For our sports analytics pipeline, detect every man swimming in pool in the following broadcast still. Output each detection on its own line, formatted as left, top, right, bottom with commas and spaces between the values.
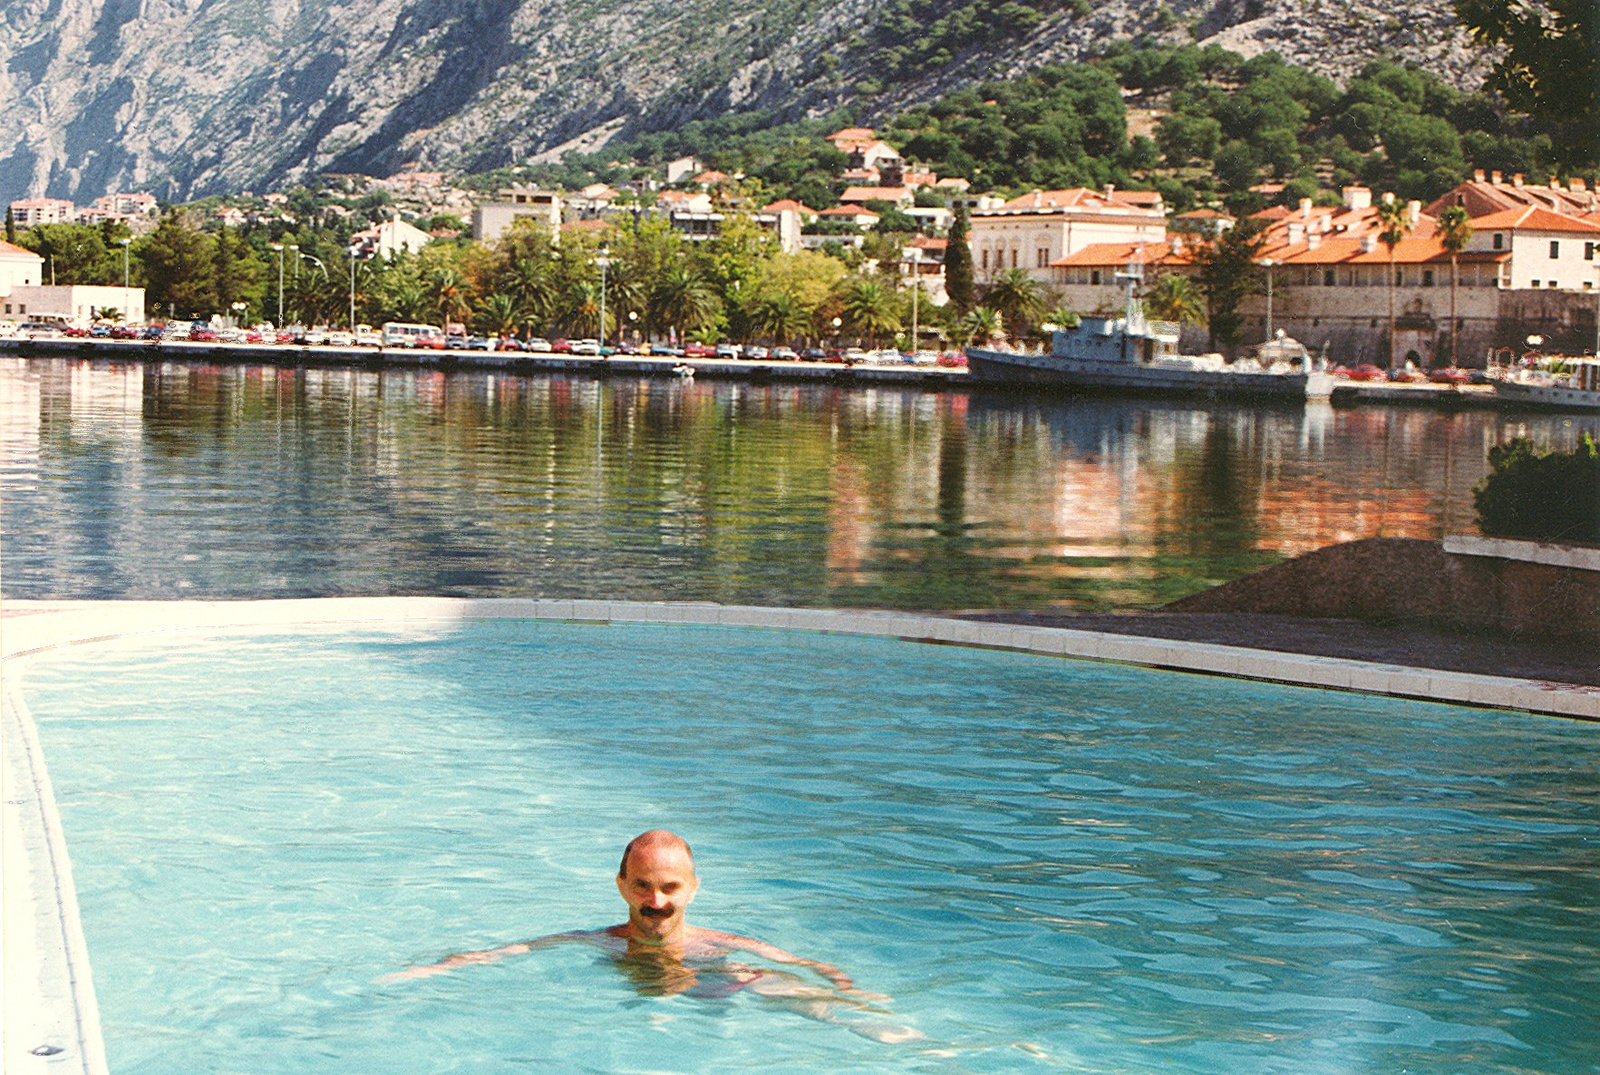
383, 830, 919, 1042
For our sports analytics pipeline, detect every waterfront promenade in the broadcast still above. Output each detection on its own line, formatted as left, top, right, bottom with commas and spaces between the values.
5, 336, 1508, 408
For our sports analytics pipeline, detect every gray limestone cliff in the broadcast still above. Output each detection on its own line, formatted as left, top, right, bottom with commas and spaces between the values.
0, 0, 1490, 204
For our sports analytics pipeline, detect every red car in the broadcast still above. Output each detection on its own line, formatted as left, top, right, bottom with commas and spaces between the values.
1427, 367, 1471, 385
682, 342, 714, 357
188, 326, 219, 342
1343, 364, 1386, 382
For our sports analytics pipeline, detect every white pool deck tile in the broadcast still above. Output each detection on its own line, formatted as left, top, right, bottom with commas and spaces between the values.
4, 598, 1598, 1075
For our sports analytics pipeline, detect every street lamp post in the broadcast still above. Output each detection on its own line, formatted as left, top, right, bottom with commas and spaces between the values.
595, 247, 611, 356
1261, 258, 1277, 345
270, 244, 285, 326
119, 237, 132, 323
908, 247, 922, 357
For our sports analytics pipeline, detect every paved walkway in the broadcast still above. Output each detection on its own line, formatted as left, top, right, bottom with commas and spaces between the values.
962, 610, 1600, 689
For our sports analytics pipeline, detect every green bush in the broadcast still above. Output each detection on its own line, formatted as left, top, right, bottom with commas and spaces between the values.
1473, 435, 1600, 543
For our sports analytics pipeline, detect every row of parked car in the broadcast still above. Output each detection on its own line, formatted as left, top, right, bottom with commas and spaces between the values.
12, 320, 970, 369
1333, 363, 1483, 385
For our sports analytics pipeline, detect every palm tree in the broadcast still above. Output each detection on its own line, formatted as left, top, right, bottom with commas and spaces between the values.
653, 266, 717, 342
1374, 196, 1411, 369
837, 277, 900, 347
475, 293, 522, 338
980, 268, 1047, 338
500, 256, 554, 336
428, 266, 473, 333
1143, 273, 1205, 326
561, 278, 610, 339
960, 307, 1003, 346
752, 293, 810, 345
1436, 206, 1474, 368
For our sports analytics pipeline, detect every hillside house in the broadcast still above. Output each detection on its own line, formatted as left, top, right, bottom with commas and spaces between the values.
840, 186, 913, 209
351, 216, 433, 258
969, 186, 1167, 283
7, 198, 75, 226
472, 189, 563, 243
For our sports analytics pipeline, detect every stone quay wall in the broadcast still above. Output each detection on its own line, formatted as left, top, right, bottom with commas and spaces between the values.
1169, 536, 1600, 648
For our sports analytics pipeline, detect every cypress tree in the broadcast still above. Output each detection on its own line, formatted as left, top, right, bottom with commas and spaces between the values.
214, 222, 236, 315
5, 207, 14, 246
945, 205, 974, 313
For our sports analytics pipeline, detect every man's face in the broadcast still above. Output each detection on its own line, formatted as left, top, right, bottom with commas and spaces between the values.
616, 843, 699, 941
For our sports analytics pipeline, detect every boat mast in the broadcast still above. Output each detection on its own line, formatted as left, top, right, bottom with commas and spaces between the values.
1114, 255, 1145, 363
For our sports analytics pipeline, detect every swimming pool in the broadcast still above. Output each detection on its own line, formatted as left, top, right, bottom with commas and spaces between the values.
17, 616, 1600, 1073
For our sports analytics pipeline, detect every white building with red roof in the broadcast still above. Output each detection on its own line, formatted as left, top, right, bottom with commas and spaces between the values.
840, 186, 912, 208
969, 185, 1167, 283
0, 239, 45, 294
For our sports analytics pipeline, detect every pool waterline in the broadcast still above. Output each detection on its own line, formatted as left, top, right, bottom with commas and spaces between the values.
4, 598, 1597, 1075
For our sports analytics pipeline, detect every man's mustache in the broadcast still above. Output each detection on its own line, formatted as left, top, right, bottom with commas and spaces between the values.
641, 906, 672, 918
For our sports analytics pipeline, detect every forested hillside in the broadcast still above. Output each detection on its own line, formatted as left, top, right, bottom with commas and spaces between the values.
2, 0, 1493, 205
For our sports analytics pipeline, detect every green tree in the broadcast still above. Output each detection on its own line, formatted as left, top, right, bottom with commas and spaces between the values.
944, 205, 975, 313
837, 276, 900, 346
1474, 435, 1600, 542
19, 223, 110, 284
980, 268, 1047, 337
1143, 273, 1205, 325
428, 265, 473, 331
474, 293, 523, 337
653, 266, 718, 342
751, 293, 811, 344
960, 306, 1002, 346
214, 223, 240, 315
1374, 196, 1412, 368
1188, 219, 1266, 350
1436, 205, 1474, 367
1454, 0, 1598, 168
141, 213, 216, 318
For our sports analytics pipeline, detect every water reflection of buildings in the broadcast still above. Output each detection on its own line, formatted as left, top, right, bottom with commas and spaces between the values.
5, 358, 1599, 608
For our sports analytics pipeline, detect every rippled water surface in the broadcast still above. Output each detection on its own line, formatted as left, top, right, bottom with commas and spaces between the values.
22, 621, 1600, 1074
4, 357, 1596, 609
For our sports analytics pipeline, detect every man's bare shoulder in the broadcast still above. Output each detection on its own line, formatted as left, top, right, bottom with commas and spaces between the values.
684, 927, 796, 960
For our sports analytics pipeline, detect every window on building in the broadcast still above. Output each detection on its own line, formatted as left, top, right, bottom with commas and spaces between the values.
1395, 268, 1404, 286
1549, 280, 1558, 288
1531, 279, 1541, 287
1324, 269, 1335, 287
1493, 233, 1504, 249
981, 249, 988, 271
1091, 270, 1101, 285
1010, 249, 1018, 268
1550, 240, 1560, 258
1585, 242, 1595, 261
1036, 248, 1048, 268
1423, 269, 1434, 286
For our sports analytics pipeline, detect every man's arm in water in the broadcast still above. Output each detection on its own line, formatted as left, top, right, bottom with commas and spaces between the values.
377, 930, 597, 982
701, 930, 866, 993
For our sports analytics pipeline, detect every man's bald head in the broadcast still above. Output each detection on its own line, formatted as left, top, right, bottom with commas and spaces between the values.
619, 830, 695, 879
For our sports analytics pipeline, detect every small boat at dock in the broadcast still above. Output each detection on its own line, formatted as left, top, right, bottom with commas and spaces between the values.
1492, 359, 1600, 411
965, 294, 1333, 402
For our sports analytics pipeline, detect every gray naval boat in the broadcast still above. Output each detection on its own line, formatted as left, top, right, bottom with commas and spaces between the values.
965, 282, 1334, 402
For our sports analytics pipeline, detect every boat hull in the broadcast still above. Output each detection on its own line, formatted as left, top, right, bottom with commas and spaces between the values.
965, 348, 1334, 401
1494, 380, 1600, 411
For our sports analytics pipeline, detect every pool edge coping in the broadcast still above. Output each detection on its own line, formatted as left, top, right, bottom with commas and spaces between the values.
4, 597, 1595, 1071
2, 678, 110, 1075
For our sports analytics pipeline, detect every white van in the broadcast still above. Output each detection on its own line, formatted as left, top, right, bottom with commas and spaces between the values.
381, 322, 445, 349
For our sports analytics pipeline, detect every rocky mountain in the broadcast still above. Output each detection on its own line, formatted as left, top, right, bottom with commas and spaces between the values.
0, 0, 1491, 205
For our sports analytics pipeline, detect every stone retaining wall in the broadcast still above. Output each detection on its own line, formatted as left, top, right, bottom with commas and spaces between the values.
1168, 537, 1600, 648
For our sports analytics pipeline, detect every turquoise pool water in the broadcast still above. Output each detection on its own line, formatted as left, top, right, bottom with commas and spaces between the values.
22, 620, 1600, 1073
